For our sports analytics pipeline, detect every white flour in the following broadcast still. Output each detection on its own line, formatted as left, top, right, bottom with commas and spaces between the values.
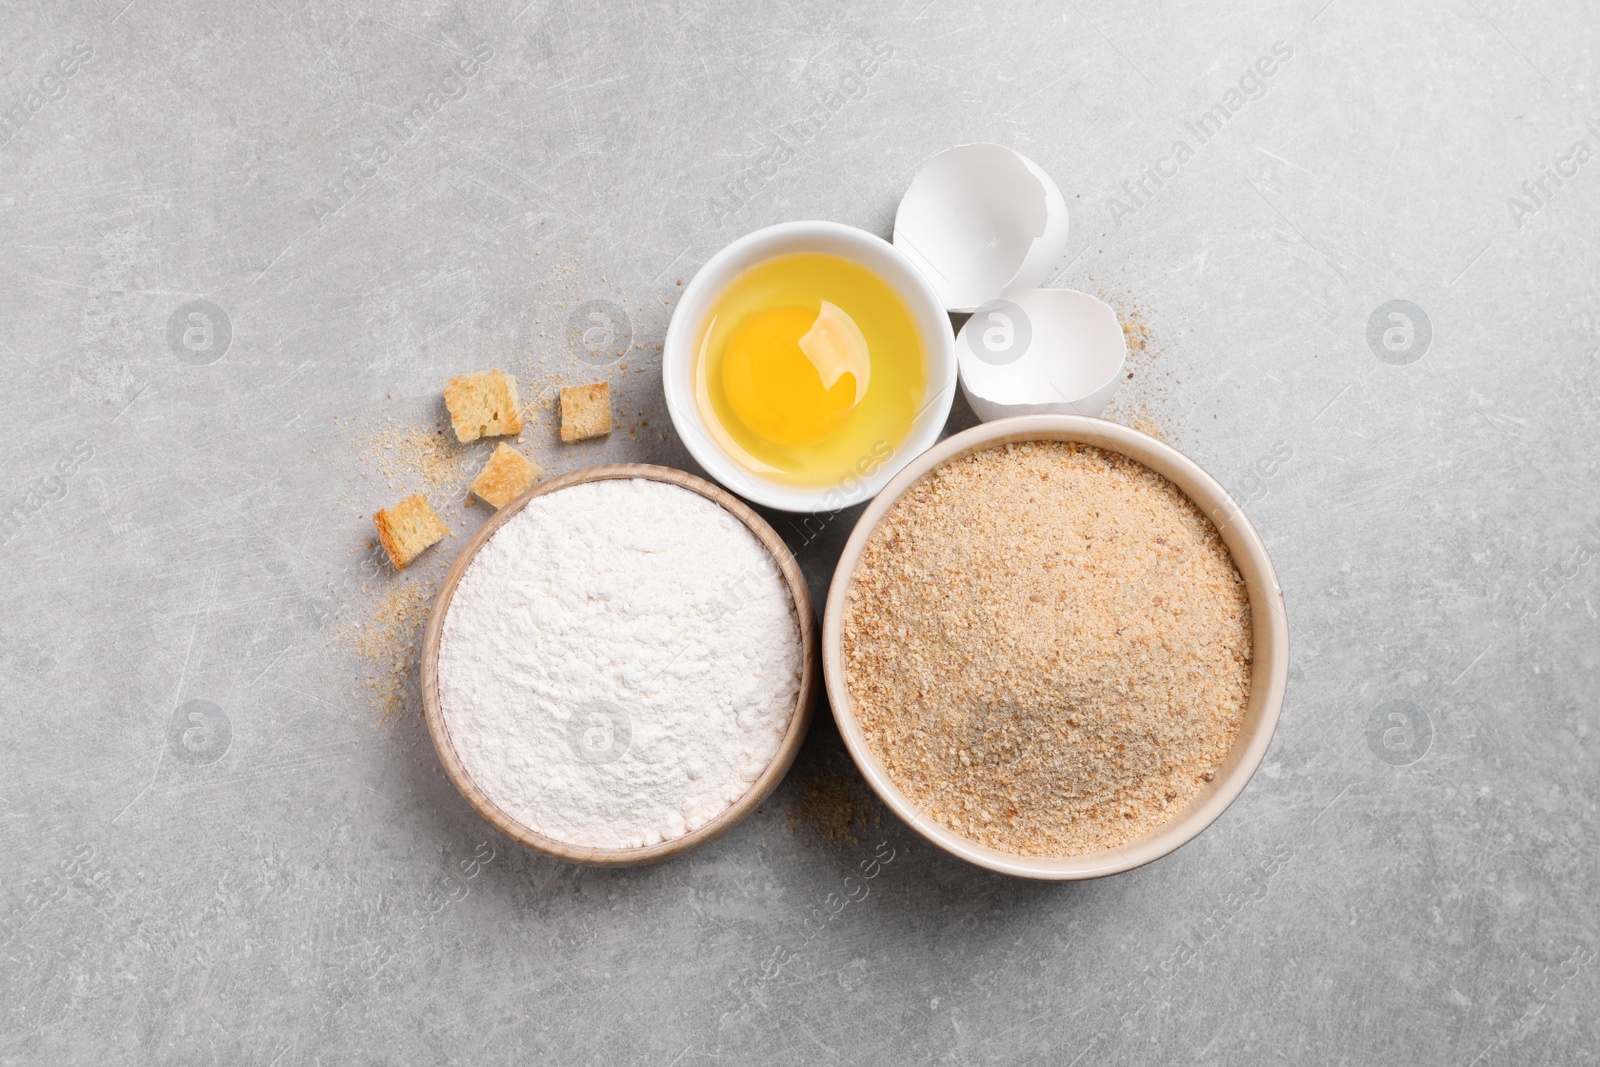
438, 478, 802, 849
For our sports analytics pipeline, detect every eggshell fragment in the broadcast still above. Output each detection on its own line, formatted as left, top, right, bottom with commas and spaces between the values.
956, 288, 1126, 422
893, 143, 1070, 313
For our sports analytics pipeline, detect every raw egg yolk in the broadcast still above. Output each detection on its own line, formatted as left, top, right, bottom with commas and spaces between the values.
721, 302, 871, 448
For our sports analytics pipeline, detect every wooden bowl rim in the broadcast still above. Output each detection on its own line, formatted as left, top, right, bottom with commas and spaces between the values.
421, 462, 817, 868
820, 416, 1290, 880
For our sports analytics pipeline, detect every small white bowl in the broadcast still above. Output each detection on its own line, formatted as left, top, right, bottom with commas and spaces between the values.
663, 221, 957, 513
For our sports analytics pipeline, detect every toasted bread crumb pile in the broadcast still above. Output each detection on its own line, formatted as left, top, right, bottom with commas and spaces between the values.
842, 442, 1252, 857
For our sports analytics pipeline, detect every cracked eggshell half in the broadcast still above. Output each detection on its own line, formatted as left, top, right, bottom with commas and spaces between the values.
956, 288, 1126, 423
893, 143, 1070, 313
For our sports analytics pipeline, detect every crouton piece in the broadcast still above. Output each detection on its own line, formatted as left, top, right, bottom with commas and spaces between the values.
373, 494, 448, 570
470, 443, 542, 508
559, 381, 611, 443
443, 370, 523, 442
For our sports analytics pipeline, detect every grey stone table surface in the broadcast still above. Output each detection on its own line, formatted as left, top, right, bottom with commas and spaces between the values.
2, 0, 1597, 1063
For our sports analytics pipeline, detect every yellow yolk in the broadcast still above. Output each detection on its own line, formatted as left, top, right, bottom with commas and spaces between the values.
693, 251, 927, 487
721, 302, 871, 448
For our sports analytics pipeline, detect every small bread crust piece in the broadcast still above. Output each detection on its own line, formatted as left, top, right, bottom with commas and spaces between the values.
374, 494, 449, 570
444, 370, 523, 442
559, 381, 611, 443
470, 443, 542, 508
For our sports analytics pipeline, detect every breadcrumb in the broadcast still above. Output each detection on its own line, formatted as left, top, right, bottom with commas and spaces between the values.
841, 442, 1252, 857
470, 443, 542, 508
373, 494, 448, 570
342, 578, 432, 721
444, 369, 523, 442
560, 382, 611, 442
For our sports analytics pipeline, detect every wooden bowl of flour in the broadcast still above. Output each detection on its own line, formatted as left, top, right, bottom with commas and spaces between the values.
421, 463, 817, 867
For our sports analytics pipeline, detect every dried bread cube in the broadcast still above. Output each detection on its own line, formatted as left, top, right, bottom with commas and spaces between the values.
443, 369, 523, 442
559, 381, 611, 443
373, 494, 448, 570
470, 443, 542, 508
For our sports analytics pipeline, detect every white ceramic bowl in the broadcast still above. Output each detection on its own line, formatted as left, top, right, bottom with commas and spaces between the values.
663, 221, 957, 513
822, 416, 1289, 879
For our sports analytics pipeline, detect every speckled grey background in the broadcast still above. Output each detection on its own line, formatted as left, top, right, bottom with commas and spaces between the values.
3, 1, 1597, 1063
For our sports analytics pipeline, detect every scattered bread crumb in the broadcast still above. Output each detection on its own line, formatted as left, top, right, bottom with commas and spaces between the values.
1129, 408, 1167, 442
374, 494, 449, 570
444, 369, 523, 442
1101, 300, 1174, 442
560, 381, 611, 442
787, 750, 883, 848
354, 421, 471, 495
470, 443, 542, 508
341, 578, 431, 721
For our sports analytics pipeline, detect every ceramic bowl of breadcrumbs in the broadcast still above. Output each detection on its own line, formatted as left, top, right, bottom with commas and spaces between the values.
822, 415, 1287, 879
